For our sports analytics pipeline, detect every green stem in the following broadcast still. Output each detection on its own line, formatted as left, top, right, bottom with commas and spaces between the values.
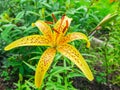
104, 35, 109, 85
64, 58, 68, 90
104, 2, 120, 85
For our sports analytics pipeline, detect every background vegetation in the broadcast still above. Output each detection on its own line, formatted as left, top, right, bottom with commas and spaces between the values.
0, 0, 120, 90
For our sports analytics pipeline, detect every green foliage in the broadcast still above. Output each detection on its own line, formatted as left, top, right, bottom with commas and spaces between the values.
1, 71, 10, 81
0, 0, 120, 89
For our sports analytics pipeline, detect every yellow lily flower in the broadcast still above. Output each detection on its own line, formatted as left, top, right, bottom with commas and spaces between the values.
4, 15, 94, 88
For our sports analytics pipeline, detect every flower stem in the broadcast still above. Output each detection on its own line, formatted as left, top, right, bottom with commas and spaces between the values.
64, 58, 68, 90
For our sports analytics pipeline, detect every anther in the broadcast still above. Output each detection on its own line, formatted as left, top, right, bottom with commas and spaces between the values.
52, 14, 57, 23
52, 28, 60, 34
58, 15, 66, 32
62, 20, 68, 33
61, 14, 65, 20
45, 21, 53, 24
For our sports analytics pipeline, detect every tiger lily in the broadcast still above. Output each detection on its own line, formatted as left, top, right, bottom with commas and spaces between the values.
4, 15, 94, 88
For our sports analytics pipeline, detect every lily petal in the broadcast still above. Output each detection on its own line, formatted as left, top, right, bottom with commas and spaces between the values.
34, 20, 53, 38
59, 32, 90, 48
35, 48, 56, 88
57, 44, 94, 81
4, 35, 51, 51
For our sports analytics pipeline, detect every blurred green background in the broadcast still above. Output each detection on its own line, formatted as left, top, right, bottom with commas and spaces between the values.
0, 0, 120, 90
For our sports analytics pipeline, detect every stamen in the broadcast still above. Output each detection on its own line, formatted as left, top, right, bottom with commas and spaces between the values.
62, 20, 68, 33
58, 15, 65, 32
61, 14, 65, 20
52, 28, 60, 34
52, 14, 57, 23
45, 21, 53, 24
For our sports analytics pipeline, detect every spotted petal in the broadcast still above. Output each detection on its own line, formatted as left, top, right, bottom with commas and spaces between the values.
34, 20, 53, 39
57, 44, 94, 81
4, 35, 51, 51
59, 32, 90, 48
35, 48, 56, 88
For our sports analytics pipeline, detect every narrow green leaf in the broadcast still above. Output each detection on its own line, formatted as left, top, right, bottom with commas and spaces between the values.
97, 13, 118, 27
1, 24, 15, 42
25, 80, 36, 88
16, 11, 25, 19
50, 66, 71, 75
23, 61, 35, 71
28, 56, 40, 61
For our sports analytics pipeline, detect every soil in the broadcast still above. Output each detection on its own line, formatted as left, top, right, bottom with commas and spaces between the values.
1, 56, 120, 90
0, 78, 5, 90
1, 76, 120, 90
0, 77, 17, 90
73, 77, 120, 90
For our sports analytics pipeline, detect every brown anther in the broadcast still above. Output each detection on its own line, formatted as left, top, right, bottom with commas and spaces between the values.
62, 20, 68, 33
45, 21, 53, 24
61, 14, 65, 20
52, 14, 57, 23
58, 14, 66, 32
52, 28, 60, 34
